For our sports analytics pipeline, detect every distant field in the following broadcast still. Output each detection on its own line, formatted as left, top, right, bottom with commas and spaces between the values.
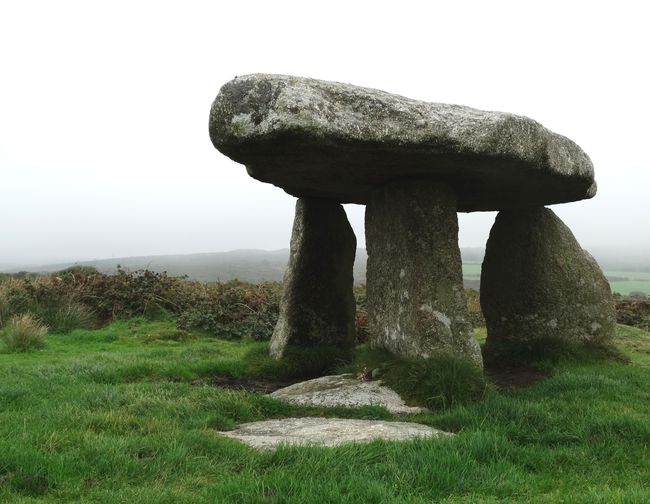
609, 281, 650, 296
606, 271, 650, 281
461, 262, 482, 278
461, 262, 650, 296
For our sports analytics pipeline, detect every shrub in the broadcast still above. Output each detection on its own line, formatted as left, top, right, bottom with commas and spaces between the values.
73, 267, 188, 322
0, 275, 99, 333
0, 270, 282, 338
177, 281, 281, 340
0, 283, 11, 327
353, 285, 369, 343
465, 288, 485, 328
355, 309, 369, 343
1, 314, 48, 352
615, 298, 650, 331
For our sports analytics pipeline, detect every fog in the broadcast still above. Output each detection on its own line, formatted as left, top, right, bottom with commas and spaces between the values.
1, 1, 648, 268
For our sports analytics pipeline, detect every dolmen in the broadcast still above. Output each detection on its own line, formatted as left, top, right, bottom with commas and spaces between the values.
209, 74, 615, 368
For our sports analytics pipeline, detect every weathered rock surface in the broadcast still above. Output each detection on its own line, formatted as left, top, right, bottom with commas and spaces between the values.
270, 374, 426, 415
366, 179, 482, 366
210, 74, 595, 211
219, 417, 451, 450
270, 198, 357, 358
481, 207, 616, 346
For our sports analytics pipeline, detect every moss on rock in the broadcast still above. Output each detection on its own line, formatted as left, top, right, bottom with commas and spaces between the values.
481, 207, 616, 354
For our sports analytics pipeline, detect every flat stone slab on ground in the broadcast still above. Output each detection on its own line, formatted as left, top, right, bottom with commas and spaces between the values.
219, 417, 452, 450
270, 374, 426, 415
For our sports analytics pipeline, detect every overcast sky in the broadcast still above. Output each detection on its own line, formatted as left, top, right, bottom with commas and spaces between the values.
1, 0, 648, 266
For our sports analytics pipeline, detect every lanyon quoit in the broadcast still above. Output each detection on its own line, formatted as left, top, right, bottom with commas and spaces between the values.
209, 74, 615, 367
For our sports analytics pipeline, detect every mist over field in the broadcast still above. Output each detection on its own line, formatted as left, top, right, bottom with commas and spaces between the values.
4, 247, 648, 296
1, 2, 649, 270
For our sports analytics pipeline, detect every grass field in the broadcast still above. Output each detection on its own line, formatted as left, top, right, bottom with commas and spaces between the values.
1, 318, 649, 503
462, 262, 650, 296
461, 262, 482, 279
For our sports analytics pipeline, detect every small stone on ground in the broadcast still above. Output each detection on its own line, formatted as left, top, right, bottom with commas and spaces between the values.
219, 417, 452, 450
270, 374, 426, 415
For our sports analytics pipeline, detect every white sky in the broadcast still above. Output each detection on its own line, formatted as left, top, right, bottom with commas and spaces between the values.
1, 0, 648, 265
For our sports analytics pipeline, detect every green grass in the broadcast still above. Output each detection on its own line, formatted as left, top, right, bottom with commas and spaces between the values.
461, 262, 482, 278
1, 319, 649, 502
610, 280, 650, 296
461, 262, 650, 296
338, 348, 490, 410
606, 271, 650, 281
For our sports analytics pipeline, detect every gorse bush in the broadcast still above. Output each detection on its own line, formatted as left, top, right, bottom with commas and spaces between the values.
465, 288, 486, 328
0, 271, 373, 342
0, 268, 283, 340
0, 271, 567, 343
615, 297, 650, 331
1, 313, 48, 352
176, 281, 281, 340
0, 274, 99, 333
353, 285, 370, 343
70, 267, 192, 322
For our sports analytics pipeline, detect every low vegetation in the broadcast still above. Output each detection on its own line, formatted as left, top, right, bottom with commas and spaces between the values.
0, 318, 648, 502
339, 348, 491, 410
0, 268, 495, 348
0, 313, 48, 352
614, 294, 650, 331
0, 268, 282, 340
1, 269, 649, 501
2, 268, 648, 343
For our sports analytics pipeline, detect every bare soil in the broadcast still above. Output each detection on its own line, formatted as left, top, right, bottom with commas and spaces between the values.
485, 366, 552, 389
194, 376, 298, 393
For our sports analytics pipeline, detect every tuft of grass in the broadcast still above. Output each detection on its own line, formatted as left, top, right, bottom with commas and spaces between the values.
339, 347, 491, 410
1, 314, 48, 352
45, 301, 99, 333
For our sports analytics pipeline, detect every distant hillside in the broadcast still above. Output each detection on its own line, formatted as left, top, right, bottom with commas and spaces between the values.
4, 249, 479, 284
4, 247, 648, 287
8, 250, 291, 283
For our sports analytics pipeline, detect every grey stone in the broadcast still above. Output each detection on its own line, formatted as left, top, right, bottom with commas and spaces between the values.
270, 198, 357, 358
365, 179, 482, 366
219, 417, 452, 450
210, 73, 595, 211
270, 374, 426, 415
481, 207, 616, 347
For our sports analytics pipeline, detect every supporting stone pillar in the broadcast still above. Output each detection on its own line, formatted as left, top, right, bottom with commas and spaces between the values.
270, 198, 357, 358
480, 207, 616, 349
365, 179, 482, 366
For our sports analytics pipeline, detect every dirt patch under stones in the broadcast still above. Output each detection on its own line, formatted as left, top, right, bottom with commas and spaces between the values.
198, 365, 551, 396
485, 366, 552, 389
195, 376, 299, 394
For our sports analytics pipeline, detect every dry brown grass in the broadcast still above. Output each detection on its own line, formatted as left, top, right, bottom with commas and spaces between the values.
1, 313, 48, 352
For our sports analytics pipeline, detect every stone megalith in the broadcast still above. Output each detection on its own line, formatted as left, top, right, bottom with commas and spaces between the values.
269, 198, 357, 358
210, 74, 595, 210
209, 74, 597, 364
480, 207, 616, 348
366, 179, 481, 365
